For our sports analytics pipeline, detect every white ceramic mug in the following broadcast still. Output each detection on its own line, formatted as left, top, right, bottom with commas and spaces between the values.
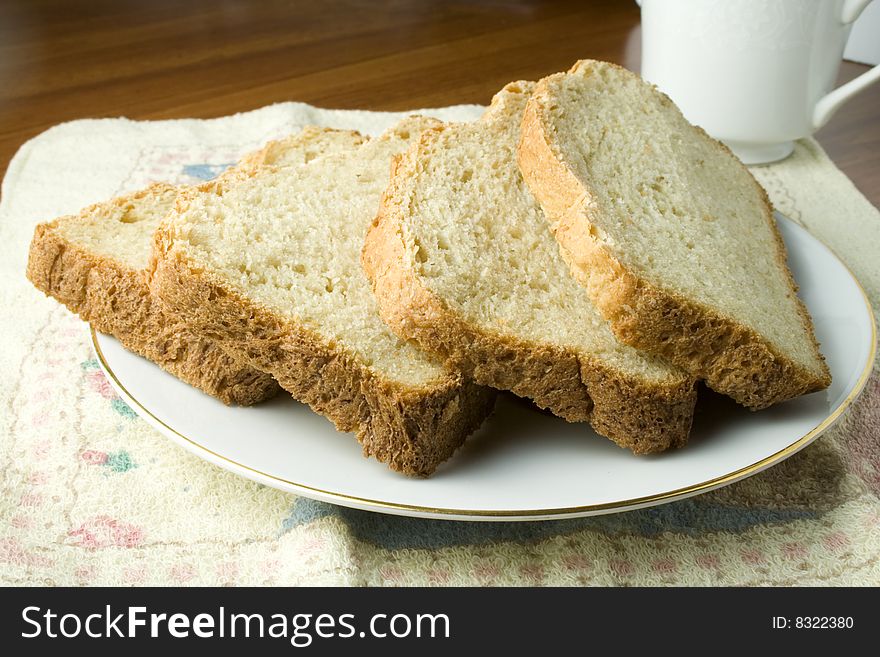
640, 0, 880, 164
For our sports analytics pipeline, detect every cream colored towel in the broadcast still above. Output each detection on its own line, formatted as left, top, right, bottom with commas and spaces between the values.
1, 103, 877, 585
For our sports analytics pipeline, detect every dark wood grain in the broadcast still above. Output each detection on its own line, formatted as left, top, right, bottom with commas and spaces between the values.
0, 0, 876, 205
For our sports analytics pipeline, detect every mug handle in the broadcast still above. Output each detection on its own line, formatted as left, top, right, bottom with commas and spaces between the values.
813, 0, 880, 129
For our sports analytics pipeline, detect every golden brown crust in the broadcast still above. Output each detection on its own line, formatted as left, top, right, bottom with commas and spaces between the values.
362, 135, 696, 455
25, 187, 279, 406
227, 127, 367, 181
150, 184, 495, 477
518, 63, 831, 410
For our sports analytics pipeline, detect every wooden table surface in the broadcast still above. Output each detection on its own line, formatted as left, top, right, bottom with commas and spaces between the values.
1, 0, 877, 205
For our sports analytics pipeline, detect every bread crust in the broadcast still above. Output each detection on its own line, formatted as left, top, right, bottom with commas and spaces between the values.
362, 133, 696, 455
26, 185, 279, 406
229, 127, 367, 180
151, 182, 495, 477
518, 61, 831, 410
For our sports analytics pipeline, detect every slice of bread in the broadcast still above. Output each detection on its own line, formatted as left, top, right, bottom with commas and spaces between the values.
362, 83, 696, 454
151, 118, 496, 476
519, 60, 831, 409
26, 183, 279, 405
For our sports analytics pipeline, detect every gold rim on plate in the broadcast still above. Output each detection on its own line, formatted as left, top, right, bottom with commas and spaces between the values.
90, 222, 877, 520
92, 327, 875, 519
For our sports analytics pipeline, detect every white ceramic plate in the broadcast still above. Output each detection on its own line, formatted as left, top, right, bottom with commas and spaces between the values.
94, 214, 875, 521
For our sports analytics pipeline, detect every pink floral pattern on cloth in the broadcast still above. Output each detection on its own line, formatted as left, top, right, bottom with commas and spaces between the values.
0, 106, 878, 586
68, 516, 145, 549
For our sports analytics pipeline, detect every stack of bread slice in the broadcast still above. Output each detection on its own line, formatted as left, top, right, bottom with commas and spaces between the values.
26, 59, 829, 477
362, 82, 696, 454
